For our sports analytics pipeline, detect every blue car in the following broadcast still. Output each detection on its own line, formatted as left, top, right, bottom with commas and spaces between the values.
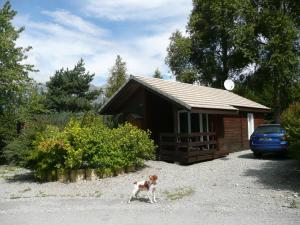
250, 124, 288, 157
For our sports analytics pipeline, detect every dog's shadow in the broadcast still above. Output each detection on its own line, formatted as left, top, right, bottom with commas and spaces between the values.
130, 197, 151, 203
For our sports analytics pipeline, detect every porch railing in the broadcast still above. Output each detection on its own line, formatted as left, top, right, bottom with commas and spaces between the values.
159, 132, 217, 163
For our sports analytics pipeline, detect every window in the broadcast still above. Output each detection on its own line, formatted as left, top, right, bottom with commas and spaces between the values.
178, 111, 189, 133
191, 113, 200, 133
178, 111, 209, 134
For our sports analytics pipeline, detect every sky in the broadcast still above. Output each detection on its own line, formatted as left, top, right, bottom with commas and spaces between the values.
8, 0, 193, 86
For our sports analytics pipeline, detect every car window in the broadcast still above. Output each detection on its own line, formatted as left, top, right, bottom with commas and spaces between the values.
254, 126, 283, 134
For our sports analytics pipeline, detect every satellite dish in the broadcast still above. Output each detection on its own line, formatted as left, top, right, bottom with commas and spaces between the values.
224, 79, 235, 91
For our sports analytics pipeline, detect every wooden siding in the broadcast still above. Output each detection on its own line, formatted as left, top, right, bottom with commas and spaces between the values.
216, 112, 265, 153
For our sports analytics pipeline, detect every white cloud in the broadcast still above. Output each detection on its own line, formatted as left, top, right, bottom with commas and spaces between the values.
42, 10, 108, 36
14, 1, 192, 85
84, 0, 192, 21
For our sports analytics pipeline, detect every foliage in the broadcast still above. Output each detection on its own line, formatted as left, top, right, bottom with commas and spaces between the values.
105, 55, 128, 98
0, 1, 35, 159
3, 121, 41, 167
28, 125, 69, 179
166, 1, 249, 87
113, 123, 155, 167
28, 114, 156, 179
281, 102, 300, 161
237, 0, 300, 122
45, 58, 101, 112
188, 0, 250, 88
3, 112, 79, 166
166, 0, 300, 122
165, 31, 197, 83
153, 68, 163, 79
18, 81, 49, 122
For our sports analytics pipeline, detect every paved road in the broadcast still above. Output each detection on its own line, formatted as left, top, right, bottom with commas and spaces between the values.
1, 150, 300, 225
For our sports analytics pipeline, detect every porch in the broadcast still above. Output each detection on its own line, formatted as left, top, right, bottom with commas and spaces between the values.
159, 132, 218, 164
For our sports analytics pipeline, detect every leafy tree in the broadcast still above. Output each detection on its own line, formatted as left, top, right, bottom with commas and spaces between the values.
153, 68, 163, 79
0, 1, 35, 158
166, 0, 300, 122
45, 59, 101, 112
166, 1, 249, 87
105, 55, 128, 98
165, 31, 197, 83
236, 0, 300, 122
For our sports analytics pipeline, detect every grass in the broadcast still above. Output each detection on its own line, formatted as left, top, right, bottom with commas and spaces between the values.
289, 199, 298, 209
163, 186, 195, 201
60, 191, 101, 198
19, 187, 31, 193
10, 194, 22, 199
93, 190, 102, 198
0, 166, 21, 173
36, 191, 56, 198
0, 166, 24, 180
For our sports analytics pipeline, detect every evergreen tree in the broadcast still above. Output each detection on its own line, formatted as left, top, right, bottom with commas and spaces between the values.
153, 68, 163, 79
0, 1, 35, 156
105, 55, 128, 98
45, 59, 100, 112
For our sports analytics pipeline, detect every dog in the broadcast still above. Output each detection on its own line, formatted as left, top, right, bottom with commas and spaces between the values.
128, 175, 158, 204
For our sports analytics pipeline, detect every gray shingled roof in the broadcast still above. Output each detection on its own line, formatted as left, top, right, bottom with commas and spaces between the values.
100, 75, 270, 113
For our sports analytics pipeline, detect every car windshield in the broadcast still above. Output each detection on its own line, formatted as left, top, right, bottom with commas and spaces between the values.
254, 125, 283, 134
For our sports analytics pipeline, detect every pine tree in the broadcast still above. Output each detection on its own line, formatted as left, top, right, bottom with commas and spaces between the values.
153, 68, 163, 79
45, 59, 101, 112
105, 55, 128, 98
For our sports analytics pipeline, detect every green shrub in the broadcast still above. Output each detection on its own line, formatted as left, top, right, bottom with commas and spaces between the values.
0, 113, 18, 163
113, 123, 155, 167
28, 125, 69, 179
3, 119, 45, 166
27, 114, 156, 180
281, 102, 300, 160
2, 112, 79, 166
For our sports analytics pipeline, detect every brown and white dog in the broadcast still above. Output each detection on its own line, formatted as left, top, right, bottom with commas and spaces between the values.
128, 175, 158, 204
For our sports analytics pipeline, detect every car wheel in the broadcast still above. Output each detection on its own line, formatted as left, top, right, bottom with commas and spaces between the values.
253, 152, 262, 158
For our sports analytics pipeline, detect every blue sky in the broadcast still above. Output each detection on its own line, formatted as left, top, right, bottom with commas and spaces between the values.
8, 0, 193, 85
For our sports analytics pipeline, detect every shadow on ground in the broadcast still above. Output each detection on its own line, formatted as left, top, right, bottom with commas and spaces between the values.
238, 152, 290, 160
129, 197, 152, 204
240, 152, 300, 193
4, 171, 36, 183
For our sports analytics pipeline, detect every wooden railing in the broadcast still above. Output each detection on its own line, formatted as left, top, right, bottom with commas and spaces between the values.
159, 132, 217, 163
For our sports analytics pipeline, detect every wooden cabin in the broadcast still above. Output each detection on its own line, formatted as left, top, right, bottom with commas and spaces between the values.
100, 76, 270, 164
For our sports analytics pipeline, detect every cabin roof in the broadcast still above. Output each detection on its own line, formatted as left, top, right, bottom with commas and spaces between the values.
100, 75, 270, 114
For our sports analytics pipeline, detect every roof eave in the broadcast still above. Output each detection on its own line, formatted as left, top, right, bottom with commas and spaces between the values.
233, 106, 271, 113
132, 76, 191, 111
99, 76, 191, 114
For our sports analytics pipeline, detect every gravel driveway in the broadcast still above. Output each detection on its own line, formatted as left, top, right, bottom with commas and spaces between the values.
1, 150, 300, 225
